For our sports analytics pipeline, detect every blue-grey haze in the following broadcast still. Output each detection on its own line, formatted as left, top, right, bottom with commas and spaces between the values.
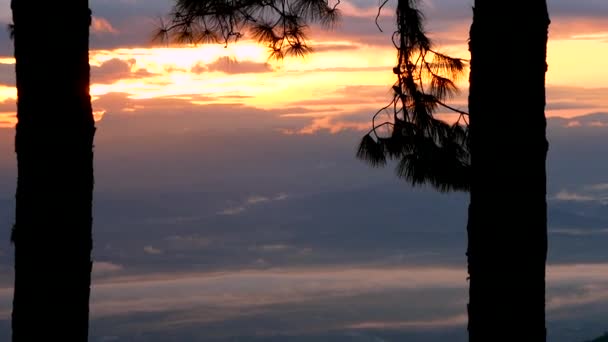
0, 105, 607, 341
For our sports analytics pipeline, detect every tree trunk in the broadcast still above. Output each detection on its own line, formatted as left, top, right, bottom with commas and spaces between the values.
467, 1, 550, 341
11, 1, 95, 341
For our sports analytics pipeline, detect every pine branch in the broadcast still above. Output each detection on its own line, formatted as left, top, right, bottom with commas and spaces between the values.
358, 0, 470, 193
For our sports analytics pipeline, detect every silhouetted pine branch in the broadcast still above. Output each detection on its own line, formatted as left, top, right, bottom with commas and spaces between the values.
157, 0, 340, 59
357, 0, 470, 193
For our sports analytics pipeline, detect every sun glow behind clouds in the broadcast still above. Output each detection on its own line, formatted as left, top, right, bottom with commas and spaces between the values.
88, 42, 396, 112
90, 44, 269, 71
0, 86, 16, 101
0, 41, 396, 128
0, 31, 607, 130
82, 35, 608, 123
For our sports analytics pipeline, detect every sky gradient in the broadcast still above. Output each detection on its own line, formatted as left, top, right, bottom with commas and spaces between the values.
0, 0, 608, 341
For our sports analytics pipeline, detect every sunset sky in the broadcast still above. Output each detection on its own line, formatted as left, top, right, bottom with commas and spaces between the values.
0, 0, 608, 341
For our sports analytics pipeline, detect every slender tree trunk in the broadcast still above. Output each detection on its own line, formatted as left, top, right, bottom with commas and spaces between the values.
11, 1, 95, 341
467, 2, 550, 341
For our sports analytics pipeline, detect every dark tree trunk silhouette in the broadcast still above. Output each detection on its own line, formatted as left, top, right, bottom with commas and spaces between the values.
467, 1, 550, 341
11, 1, 95, 341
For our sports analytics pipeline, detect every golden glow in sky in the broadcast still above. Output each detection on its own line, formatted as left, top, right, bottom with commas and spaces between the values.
0, 22, 607, 129
547, 39, 608, 87
87, 41, 396, 109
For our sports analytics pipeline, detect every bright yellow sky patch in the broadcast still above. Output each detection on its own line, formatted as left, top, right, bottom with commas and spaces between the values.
0, 86, 16, 100
547, 39, 608, 88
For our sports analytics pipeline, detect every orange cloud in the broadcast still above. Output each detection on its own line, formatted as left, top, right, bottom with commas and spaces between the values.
91, 58, 155, 84
283, 115, 369, 135
346, 314, 468, 330
91, 16, 118, 34
0, 112, 15, 129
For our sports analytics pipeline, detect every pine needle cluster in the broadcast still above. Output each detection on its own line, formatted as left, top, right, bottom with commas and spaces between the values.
356, 0, 470, 192
155, 0, 340, 59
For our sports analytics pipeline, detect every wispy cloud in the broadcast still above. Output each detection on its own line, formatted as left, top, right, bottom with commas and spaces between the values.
274, 193, 289, 201
91, 17, 118, 35
346, 314, 468, 330
246, 196, 269, 204
256, 244, 290, 252
2, 263, 608, 334
91, 58, 155, 85
249, 244, 312, 256
84, 265, 467, 319
208, 57, 274, 74
217, 192, 290, 216
282, 116, 369, 135
586, 183, 608, 192
143, 246, 163, 255
93, 261, 124, 276
550, 228, 608, 236
566, 120, 582, 127
218, 206, 246, 216
553, 190, 595, 202
551, 184, 608, 204
590, 121, 607, 127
